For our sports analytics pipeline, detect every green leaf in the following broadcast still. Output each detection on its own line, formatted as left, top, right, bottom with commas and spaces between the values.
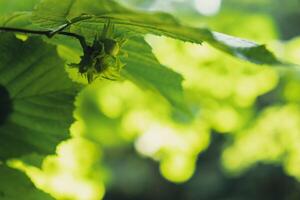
43, 33, 190, 115
31, 0, 282, 65
0, 0, 40, 15
0, 12, 32, 27
122, 37, 188, 112
31, 0, 131, 29
0, 33, 78, 161
0, 164, 54, 200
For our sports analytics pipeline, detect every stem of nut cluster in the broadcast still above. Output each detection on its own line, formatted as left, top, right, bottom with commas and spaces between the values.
0, 27, 88, 50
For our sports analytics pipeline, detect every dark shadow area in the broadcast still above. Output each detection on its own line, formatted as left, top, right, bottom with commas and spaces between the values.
0, 85, 12, 125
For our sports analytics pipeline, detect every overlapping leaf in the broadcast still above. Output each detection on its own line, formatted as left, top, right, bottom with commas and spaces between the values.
0, 2, 188, 112
31, 0, 281, 65
0, 0, 40, 15
0, 0, 284, 117
0, 164, 54, 200
44, 32, 189, 114
0, 33, 78, 161
121, 37, 188, 112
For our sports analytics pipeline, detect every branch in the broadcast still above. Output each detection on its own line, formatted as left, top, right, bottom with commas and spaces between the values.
0, 27, 88, 50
